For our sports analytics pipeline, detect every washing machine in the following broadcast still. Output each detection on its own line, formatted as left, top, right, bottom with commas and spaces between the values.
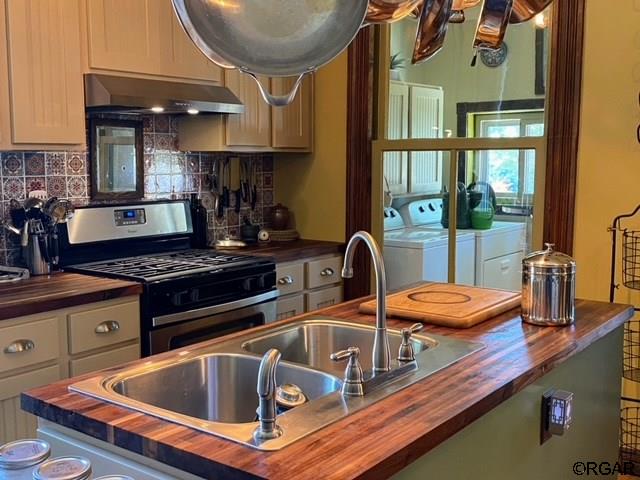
399, 199, 527, 291
383, 207, 476, 291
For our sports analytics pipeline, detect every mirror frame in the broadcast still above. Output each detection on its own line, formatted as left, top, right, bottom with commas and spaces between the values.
89, 117, 144, 202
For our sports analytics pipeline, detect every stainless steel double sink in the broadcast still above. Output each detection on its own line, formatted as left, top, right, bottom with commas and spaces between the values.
70, 318, 483, 450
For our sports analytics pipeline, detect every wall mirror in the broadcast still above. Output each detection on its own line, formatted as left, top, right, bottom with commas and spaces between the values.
89, 118, 143, 201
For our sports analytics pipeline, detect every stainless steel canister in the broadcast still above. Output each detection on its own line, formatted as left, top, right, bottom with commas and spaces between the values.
521, 243, 576, 326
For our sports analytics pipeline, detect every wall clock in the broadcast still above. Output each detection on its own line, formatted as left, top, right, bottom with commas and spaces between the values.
480, 43, 508, 68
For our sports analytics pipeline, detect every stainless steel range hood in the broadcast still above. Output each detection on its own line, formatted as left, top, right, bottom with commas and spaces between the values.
85, 74, 244, 115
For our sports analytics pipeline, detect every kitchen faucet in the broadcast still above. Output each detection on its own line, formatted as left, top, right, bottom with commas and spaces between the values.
254, 348, 283, 441
342, 231, 391, 373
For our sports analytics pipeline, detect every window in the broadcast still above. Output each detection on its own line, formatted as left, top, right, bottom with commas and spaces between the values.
473, 111, 544, 201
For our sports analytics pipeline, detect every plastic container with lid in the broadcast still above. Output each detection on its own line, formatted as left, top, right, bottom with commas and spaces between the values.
32, 456, 92, 480
0, 439, 51, 480
521, 243, 576, 326
94, 476, 135, 480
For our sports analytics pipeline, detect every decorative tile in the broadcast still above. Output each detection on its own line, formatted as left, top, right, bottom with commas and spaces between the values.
186, 154, 199, 174
154, 115, 170, 134
171, 174, 185, 193
145, 176, 157, 194
143, 134, 154, 154
45, 152, 66, 176
0, 250, 6, 266
200, 191, 215, 210
171, 154, 185, 174
200, 173, 211, 192
185, 175, 199, 193
70, 198, 89, 208
250, 208, 264, 227
26, 177, 47, 194
2, 152, 24, 176
262, 155, 274, 173
67, 176, 87, 198
46, 176, 67, 198
66, 153, 86, 175
227, 209, 239, 227
143, 116, 154, 133
6, 248, 24, 268
263, 189, 274, 206
154, 134, 175, 152
170, 116, 180, 134
155, 175, 171, 194
154, 154, 172, 174
24, 152, 45, 176
215, 228, 228, 242
144, 154, 156, 175
3, 177, 25, 200
263, 172, 273, 188
228, 226, 240, 239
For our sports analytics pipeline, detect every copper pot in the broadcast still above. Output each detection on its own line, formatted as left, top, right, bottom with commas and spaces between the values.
366, 0, 425, 24
412, 0, 453, 64
473, 0, 514, 51
510, 0, 552, 23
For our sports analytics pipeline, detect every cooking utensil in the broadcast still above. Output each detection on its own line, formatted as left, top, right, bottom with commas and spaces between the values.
450, 0, 481, 22
412, 0, 454, 64
20, 221, 29, 247
510, 0, 552, 23
24, 196, 45, 219
473, 0, 514, 52
2, 222, 20, 236
521, 244, 576, 327
171, 0, 369, 106
366, 0, 425, 24
359, 283, 521, 328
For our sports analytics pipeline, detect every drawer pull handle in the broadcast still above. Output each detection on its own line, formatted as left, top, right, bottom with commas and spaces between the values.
278, 275, 294, 285
320, 268, 335, 277
4, 339, 35, 354
95, 320, 120, 334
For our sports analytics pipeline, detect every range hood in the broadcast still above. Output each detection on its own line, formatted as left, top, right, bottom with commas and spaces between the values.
85, 74, 244, 115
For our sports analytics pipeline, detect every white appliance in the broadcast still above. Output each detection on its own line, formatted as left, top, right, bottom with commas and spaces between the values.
400, 199, 526, 292
383, 207, 476, 291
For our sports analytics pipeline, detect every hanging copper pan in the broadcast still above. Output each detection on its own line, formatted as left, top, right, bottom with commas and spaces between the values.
450, 0, 481, 23
473, 0, 514, 51
509, 0, 552, 23
366, 0, 425, 24
412, 0, 454, 64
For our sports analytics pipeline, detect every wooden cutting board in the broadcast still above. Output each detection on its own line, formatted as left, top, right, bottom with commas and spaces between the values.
359, 283, 521, 328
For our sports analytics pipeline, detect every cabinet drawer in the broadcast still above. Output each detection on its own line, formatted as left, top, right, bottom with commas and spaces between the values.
306, 286, 343, 313
476, 225, 525, 261
276, 263, 304, 296
481, 251, 524, 292
0, 318, 60, 374
276, 294, 305, 321
70, 344, 140, 377
306, 256, 342, 289
68, 301, 140, 355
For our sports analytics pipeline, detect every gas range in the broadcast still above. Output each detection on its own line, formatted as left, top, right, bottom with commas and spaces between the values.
59, 201, 277, 356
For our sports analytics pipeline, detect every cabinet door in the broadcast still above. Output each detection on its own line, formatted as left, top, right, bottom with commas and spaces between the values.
385, 82, 409, 194
0, 0, 11, 148
86, 0, 162, 75
409, 85, 444, 193
481, 251, 524, 292
0, 365, 60, 444
5, 0, 85, 144
225, 70, 271, 147
158, 0, 222, 83
271, 76, 313, 149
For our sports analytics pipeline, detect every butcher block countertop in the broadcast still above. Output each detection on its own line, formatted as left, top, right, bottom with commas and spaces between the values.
22, 295, 632, 480
217, 239, 344, 263
0, 272, 142, 321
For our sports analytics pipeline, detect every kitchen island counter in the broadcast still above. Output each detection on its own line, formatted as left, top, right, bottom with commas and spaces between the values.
0, 272, 142, 322
216, 238, 344, 263
22, 296, 632, 479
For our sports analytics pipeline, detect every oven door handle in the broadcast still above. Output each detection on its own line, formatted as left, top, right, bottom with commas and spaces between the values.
152, 290, 279, 327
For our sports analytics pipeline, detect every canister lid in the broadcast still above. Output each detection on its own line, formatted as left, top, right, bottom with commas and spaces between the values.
523, 243, 576, 269
0, 439, 50, 470
33, 456, 92, 480
94, 476, 135, 480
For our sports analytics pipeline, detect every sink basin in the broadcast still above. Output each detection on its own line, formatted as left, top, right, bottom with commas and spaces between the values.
242, 320, 436, 375
111, 353, 341, 424
70, 317, 484, 451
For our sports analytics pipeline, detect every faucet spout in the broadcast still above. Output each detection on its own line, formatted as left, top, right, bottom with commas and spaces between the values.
254, 348, 283, 441
342, 231, 390, 373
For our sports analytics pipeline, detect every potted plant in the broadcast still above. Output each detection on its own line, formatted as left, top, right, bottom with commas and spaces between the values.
390, 53, 406, 81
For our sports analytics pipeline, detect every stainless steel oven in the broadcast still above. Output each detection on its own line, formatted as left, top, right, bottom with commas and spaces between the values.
148, 290, 278, 354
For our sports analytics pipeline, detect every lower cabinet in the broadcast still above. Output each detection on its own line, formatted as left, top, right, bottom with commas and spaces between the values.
276, 254, 344, 320
0, 296, 141, 444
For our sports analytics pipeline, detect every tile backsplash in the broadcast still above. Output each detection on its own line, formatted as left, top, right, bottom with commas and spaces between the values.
0, 115, 274, 267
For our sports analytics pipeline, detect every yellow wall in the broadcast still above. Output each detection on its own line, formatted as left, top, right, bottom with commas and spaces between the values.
274, 53, 348, 242
574, 0, 640, 304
